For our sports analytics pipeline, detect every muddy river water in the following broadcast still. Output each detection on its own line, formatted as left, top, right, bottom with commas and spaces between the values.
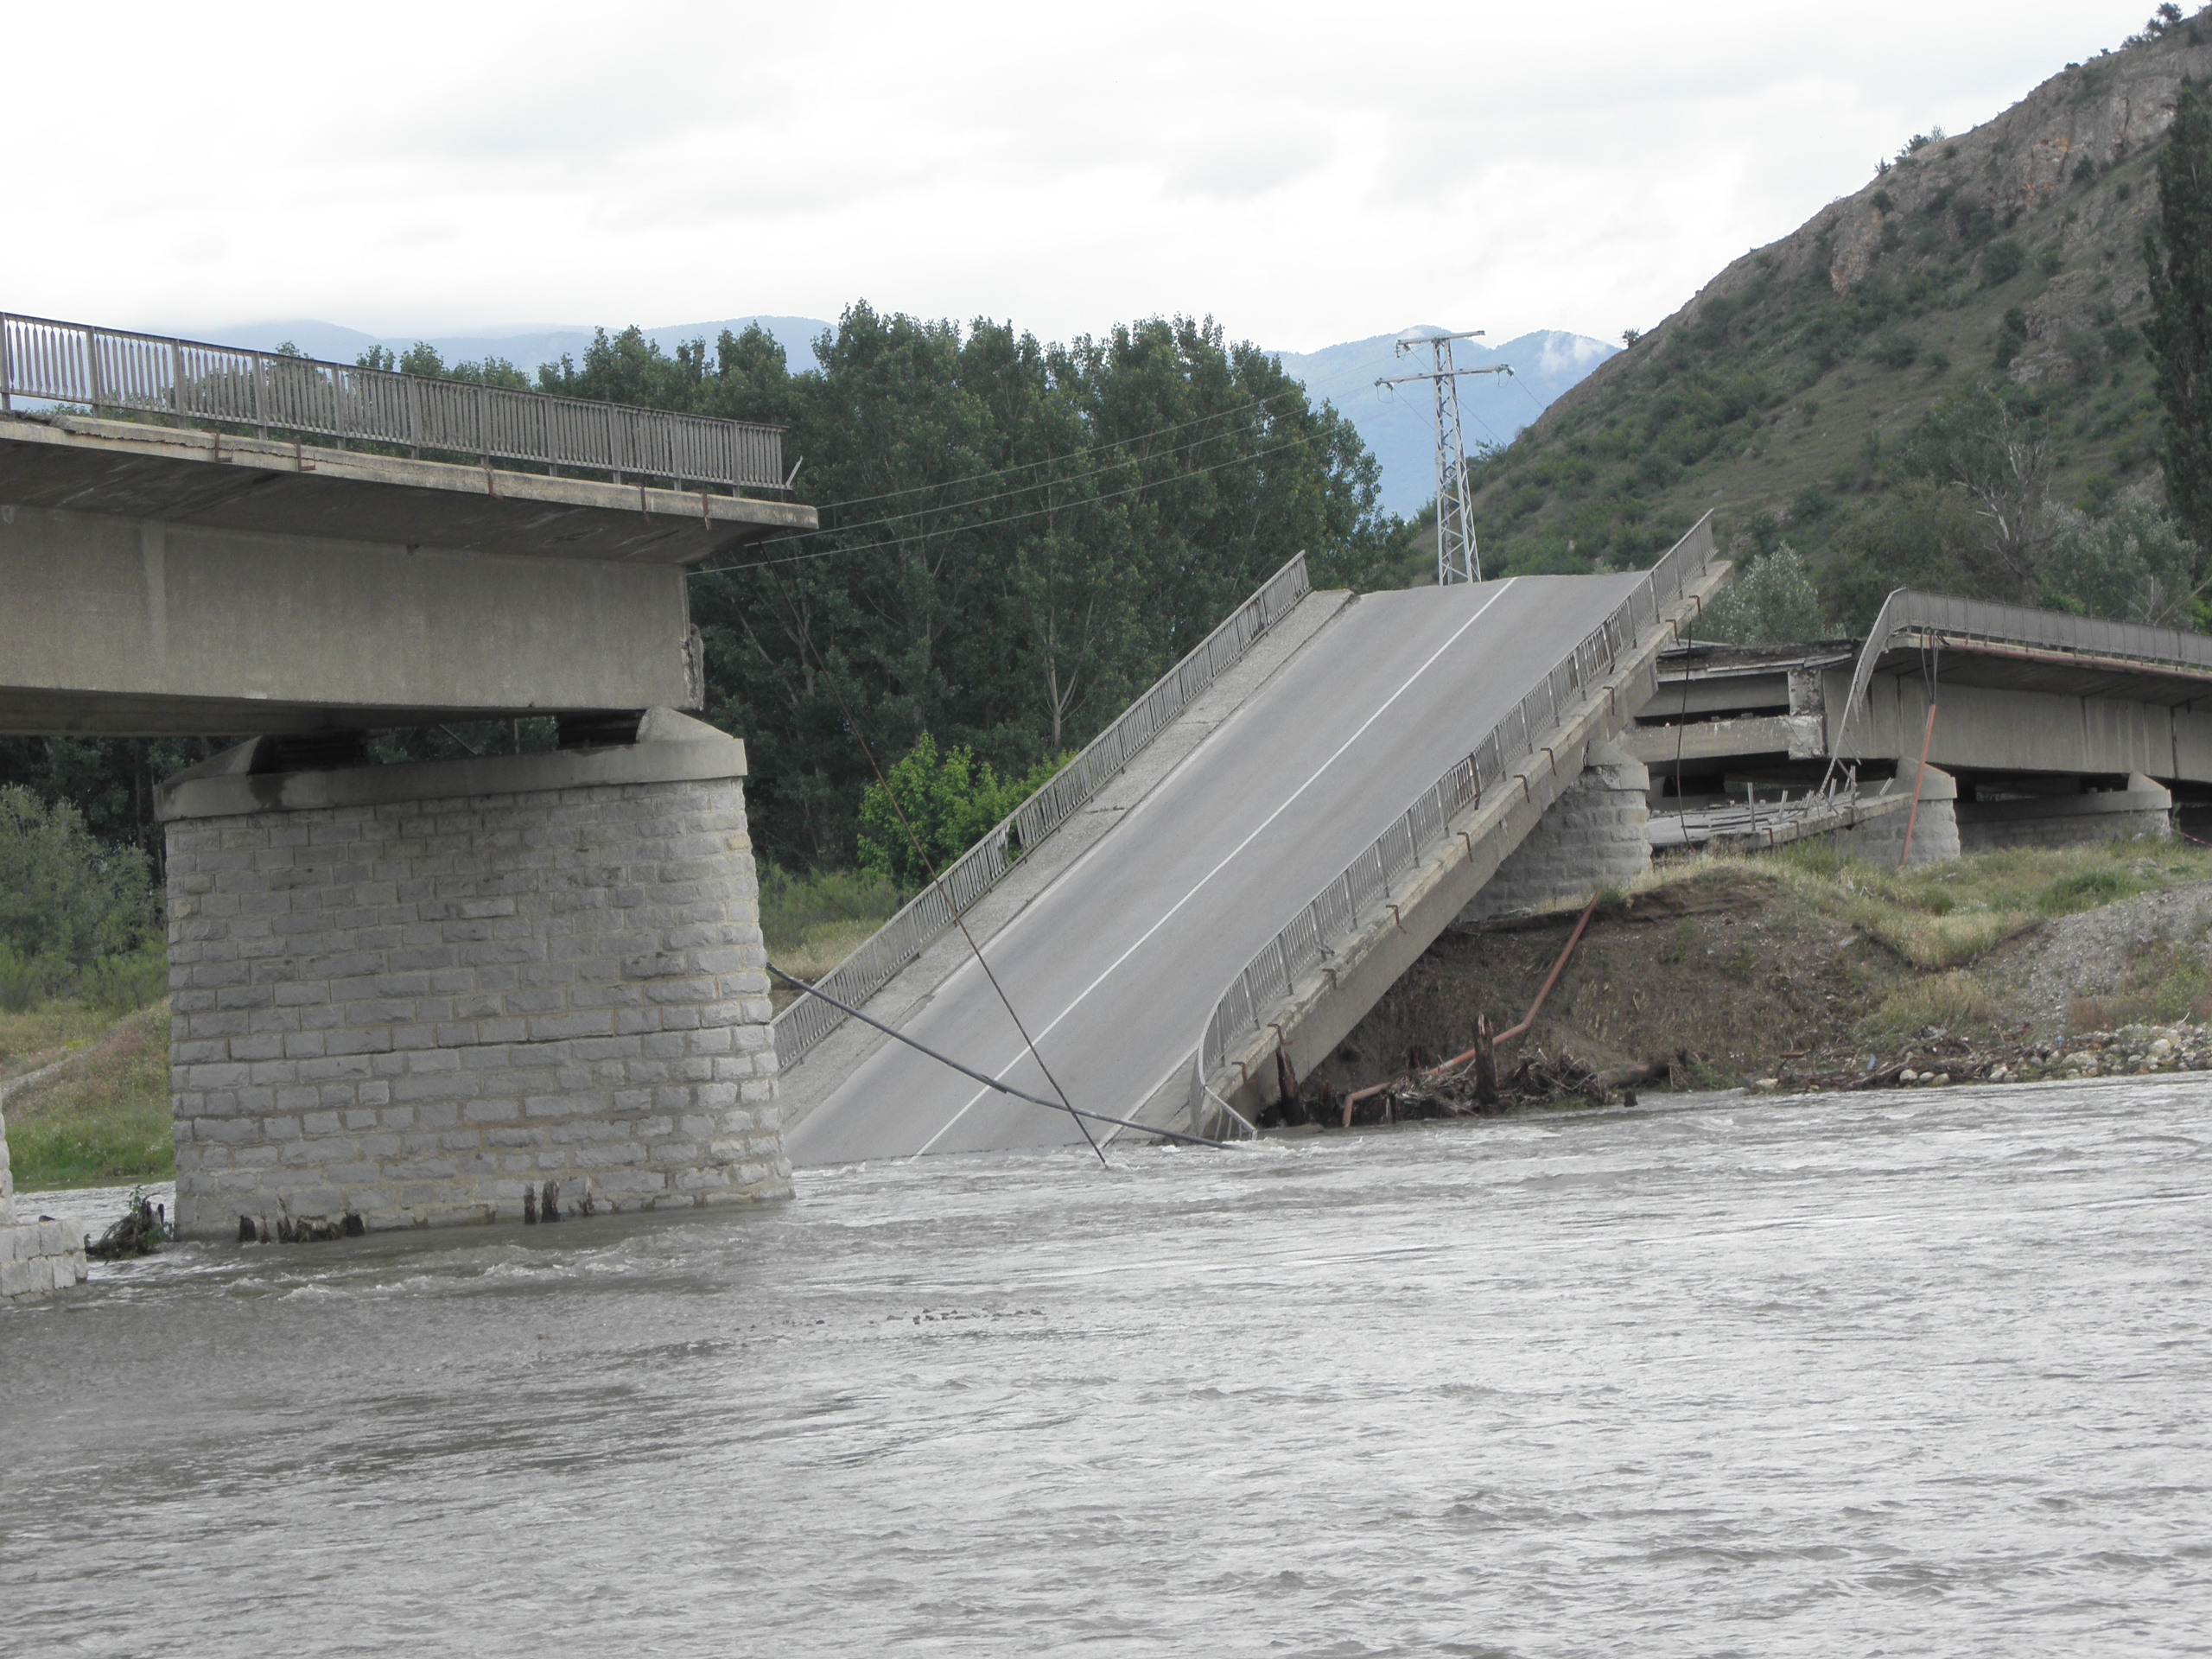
2, 1077, 2208, 1656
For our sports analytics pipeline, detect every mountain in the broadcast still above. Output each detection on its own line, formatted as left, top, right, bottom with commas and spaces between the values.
1274, 328, 1616, 518
197, 317, 835, 375
1470, 10, 2204, 616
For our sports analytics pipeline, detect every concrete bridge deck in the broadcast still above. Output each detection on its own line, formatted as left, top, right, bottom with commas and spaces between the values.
0, 410, 813, 735
783, 531, 1721, 1166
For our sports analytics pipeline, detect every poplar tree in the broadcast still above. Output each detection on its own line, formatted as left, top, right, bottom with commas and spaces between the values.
2145, 77, 2212, 564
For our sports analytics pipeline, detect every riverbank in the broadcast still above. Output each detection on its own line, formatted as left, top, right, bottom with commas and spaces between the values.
1302, 838, 2212, 1116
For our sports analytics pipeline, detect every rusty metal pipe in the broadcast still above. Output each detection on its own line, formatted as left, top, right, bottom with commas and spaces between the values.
1339, 889, 1604, 1122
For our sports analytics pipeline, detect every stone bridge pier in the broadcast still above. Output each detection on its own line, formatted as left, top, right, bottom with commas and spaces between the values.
156, 709, 791, 1239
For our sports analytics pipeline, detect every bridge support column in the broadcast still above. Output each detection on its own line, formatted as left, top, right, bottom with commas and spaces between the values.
156, 709, 791, 1239
1955, 773, 2174, 851
0, 1109, 88, 1301
1832, 765, 1960, 866
1456, 741, 1652, 925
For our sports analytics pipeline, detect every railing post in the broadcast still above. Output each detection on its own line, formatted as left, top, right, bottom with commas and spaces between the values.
1, 314, 12, 413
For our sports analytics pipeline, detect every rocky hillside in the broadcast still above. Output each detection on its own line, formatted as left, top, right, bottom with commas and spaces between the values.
1470, 10, 2212, 617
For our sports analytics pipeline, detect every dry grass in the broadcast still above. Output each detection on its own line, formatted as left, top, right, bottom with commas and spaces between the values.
3, 1001, 173, 1191
1634, 839, 2212, 971
0, 1000, 121, 1082
1853, 971, 1998, 1044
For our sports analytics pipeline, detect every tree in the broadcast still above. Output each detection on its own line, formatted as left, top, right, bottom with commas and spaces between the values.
1901, 385, 2058, 601
855, 734, 1061, 888
2145, 75, 2212, 563
1697, 544, 1824, 643
2043, 499, 2203, 624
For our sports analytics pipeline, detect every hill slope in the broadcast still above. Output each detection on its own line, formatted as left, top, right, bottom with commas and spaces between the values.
1470, 12, 2210, 620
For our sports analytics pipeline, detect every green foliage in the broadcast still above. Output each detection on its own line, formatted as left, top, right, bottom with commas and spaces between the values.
1696, 544, 1825, 643
625, 306, 1404, 864
0, 787, 161, 1009
2145, 76, 2212, 560
855, 734, 1065, 888
2042, 498, 2202, 623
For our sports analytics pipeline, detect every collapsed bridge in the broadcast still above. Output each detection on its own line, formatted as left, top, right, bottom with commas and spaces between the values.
776, 520, 1725, 1160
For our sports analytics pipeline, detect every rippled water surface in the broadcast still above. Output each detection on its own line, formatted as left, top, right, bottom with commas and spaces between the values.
3, 1079, 2209, 1656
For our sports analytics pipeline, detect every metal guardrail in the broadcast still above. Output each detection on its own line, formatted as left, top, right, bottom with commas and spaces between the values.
772, 550, 1317, 1070
1834, 588, 2212, 765
1190, 513, 1718, 1116
0, 311, 789, 493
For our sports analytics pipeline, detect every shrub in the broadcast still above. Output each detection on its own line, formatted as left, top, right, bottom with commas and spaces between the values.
855, 735, 1066, 889
1980, 238, 2028, 287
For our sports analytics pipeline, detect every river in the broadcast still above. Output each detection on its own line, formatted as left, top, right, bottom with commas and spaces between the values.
2, 1077, 2207, 1656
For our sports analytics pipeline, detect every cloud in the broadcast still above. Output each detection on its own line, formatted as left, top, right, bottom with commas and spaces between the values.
6, 0, 2157, 350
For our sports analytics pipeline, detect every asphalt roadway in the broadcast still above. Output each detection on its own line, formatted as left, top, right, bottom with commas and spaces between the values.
783, 573, 1648, 1167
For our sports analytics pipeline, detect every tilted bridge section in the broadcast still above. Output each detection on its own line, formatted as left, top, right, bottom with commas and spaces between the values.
774, 518, 1724, 1163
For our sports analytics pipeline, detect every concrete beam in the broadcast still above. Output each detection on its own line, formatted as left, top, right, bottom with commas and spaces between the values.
0, 502, 702, 734
1622, 713, 1825, 766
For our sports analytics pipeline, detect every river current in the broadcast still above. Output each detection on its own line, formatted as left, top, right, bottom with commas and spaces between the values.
2, 1077, 2208, 1656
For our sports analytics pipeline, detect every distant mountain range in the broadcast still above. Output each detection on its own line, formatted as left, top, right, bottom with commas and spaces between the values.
195, 314, 1616, 520
1273, 328, 1617, 518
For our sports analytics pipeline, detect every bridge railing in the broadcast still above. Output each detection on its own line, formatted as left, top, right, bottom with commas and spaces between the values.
0, 312, 789, 493
772, 550, 1317, 1070
1191, 514, 1717, 1116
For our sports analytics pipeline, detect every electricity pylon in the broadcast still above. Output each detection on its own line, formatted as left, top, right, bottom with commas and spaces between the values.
1376, 330, 1513, 585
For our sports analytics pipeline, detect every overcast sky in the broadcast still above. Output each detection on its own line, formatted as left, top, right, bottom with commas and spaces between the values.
10, 0, 2157, 354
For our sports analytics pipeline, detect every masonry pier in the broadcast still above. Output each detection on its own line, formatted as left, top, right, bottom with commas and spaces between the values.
156, 709, 791, 1239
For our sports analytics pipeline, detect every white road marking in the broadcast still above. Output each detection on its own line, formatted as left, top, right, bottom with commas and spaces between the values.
910, 580, 1521, 1157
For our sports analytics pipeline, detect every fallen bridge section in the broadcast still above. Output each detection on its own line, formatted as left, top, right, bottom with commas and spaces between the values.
781, 516, 1722, 1166
1177, 518, 1722, 1138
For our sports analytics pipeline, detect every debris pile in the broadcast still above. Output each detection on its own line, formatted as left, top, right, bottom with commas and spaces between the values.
1765, 1020, 2212, 1094
86, 1190, 168, 1260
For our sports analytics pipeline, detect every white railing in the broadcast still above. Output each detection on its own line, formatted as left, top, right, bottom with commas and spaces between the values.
772, 550, 1317, 1068
0, 311, 788, 492
1190, 514, 1718, 1115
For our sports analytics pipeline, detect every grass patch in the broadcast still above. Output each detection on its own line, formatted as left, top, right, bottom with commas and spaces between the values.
758, 865, 905, 1010
1853, 970, 1997, 1043
4, 1001, 173, 1190
1753, 837, 2212, 968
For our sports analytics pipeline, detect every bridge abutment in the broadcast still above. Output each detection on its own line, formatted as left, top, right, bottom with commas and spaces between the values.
1456, 741, 1652, 925
156, 710, 791, 1240
1955, 773, 2174, 851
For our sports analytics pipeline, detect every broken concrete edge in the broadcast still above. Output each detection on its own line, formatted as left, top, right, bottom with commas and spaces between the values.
1151, 562, 1732, 1141
155, 707, 745, 821
0, 411, 817, 541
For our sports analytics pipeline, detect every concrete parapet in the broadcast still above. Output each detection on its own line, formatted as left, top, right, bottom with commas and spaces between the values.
1955, 773, 2174, 852
1457, 740, 1652, 924
1831, 764, 1960, 866
156, 709, 791, 1238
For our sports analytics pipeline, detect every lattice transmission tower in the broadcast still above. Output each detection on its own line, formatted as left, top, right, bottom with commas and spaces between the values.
1376, 330, 1513, 585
